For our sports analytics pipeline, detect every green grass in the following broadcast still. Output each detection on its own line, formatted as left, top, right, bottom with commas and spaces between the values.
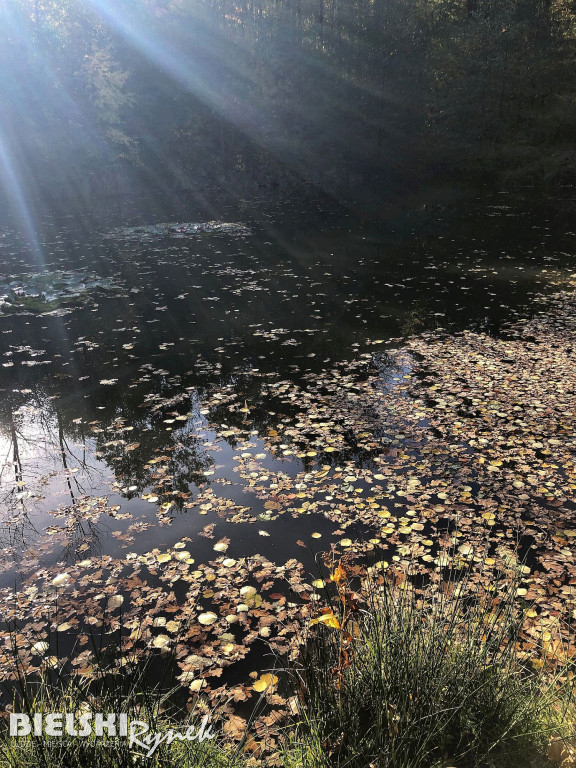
1, 563, 575, 768
286, 563, 576, 768
0, 641, 244, 768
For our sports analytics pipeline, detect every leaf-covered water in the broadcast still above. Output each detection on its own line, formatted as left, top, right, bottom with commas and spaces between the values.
0, 195, 572, 572
0, 194, 574, 717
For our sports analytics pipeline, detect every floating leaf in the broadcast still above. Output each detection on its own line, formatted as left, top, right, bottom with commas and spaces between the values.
51, 573, 70, 587
31, 641, 49, 655
252, 673, 278, 692
107, 595, 124, 611
198, 612, 218, 626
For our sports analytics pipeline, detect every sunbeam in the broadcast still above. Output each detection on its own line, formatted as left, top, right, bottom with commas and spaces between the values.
0, 134, 44, 267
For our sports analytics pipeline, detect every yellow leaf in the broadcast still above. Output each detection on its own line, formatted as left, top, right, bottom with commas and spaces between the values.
310, 612, 340, 629
330, 566, 346, 584
252, 673, 278, 692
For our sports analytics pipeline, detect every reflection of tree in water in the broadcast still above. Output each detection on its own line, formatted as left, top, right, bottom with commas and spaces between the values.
0, 331, 403, 550
90, 388, 215, 512
58, 501, 109, 563
97, 422, 214, 509
0, 407, 43, 556
0, 390, 112, 564
396, 301, 429, 338
207, 357, 402, 471
0, 367, 286, 532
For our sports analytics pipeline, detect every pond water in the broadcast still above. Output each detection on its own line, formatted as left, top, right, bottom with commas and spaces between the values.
0, 193, 574, 592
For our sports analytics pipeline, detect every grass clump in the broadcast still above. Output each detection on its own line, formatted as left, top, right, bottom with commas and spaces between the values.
288, 560, 575, 768
0, 642, 243, 768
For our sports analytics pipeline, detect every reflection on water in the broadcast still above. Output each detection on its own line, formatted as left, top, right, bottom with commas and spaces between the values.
0, 194, 573, 585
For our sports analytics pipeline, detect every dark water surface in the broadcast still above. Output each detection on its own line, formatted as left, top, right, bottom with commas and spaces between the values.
0, 193, 574, 588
